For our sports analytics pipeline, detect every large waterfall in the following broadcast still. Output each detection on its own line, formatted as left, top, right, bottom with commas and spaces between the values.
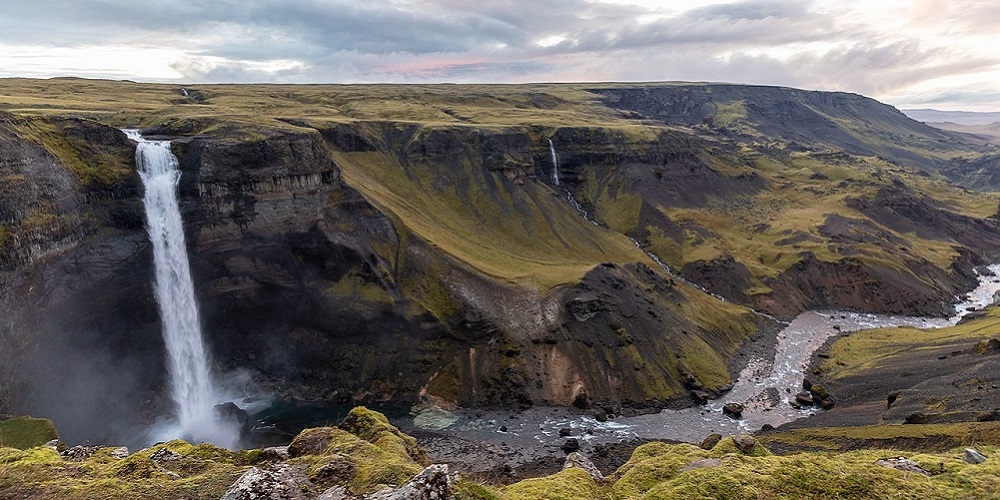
128, 130, 237, 447
548, 139, 560, 187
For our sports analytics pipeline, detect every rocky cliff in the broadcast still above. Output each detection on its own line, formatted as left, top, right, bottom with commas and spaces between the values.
0, 80, 997, 446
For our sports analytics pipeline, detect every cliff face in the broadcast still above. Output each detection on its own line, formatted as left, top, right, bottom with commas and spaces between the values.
0, 112, 768, 446
1, 81, 998, 445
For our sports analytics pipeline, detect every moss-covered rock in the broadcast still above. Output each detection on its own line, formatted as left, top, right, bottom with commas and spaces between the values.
501, 467, 598, 500
340, 406, 427, 463
0, 416, 59, 450
709, 435, 772, 457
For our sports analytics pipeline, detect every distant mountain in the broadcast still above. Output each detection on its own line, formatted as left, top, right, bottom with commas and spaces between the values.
903, 108, 1000, 126
925, 121, 1000, 144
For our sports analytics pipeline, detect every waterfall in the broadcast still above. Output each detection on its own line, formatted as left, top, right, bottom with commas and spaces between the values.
548, 139, 560, 187
128, 130, 237, 447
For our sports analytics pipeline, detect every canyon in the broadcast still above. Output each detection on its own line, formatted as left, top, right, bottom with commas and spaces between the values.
1, 79, 999, 450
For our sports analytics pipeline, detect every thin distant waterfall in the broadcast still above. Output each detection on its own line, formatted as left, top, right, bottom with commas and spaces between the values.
128, 130, 236, 447
548, 139, 560, 187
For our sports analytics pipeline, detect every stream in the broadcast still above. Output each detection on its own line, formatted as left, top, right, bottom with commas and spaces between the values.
400, 264, 1000, 462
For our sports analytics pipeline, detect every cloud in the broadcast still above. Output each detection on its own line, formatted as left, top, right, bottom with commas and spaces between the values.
1, 0, 999, 109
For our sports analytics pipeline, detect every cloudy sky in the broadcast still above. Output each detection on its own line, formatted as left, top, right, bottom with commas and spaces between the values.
1, 0, 998, 110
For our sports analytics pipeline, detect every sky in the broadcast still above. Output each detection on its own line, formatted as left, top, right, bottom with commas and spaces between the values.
1, 0, 998, 111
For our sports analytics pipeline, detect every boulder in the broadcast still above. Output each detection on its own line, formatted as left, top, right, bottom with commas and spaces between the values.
690, 390, 711, 404
874, 456, 931, 476
221, 465, 314, 500
700, 433, 723, 450
560, 438, 580, 454
722, 403, 744, 418
594, 408, 608, 422
973, 338, 1000, 354
563, 452, 604, 484
558, 427, 573, 437
808, 383, 836, 409
964, 448, 988, 464
309, 453, 357, 490
367, 464, 453, 500
794, 392, 814, 406
288, 427, 339, 458
733, 435, 758, 455
215, 402, 251, 434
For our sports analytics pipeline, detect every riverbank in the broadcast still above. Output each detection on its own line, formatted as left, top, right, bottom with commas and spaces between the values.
396, 264, 1000, 476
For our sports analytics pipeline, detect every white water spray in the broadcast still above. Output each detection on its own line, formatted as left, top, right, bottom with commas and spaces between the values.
548, 139, 560, 187
128, 130, 237, 447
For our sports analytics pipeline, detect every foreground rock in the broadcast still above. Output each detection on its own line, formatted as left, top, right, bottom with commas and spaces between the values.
874, 456, 931, 476
368, 464, 452, 500
964, 448, 988, 464
222, 465, 313, 500
563, 452, 604, 484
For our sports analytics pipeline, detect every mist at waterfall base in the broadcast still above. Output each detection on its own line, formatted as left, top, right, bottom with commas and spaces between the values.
130, 131, 246, 449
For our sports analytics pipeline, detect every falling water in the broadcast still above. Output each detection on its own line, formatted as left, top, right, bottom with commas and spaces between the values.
548, 139, 560, 186
128, 130, 237, 447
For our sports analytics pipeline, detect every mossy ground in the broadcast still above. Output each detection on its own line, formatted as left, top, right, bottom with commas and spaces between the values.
3, 408, 1000, 499
818, 307, 1000, 381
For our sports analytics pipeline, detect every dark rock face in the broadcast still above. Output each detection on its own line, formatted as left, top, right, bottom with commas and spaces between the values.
0, 113, 161, 445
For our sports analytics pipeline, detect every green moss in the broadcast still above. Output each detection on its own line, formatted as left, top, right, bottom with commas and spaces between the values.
610, 442, 710, 498
341, 406, 424, 461
0, 439, 248, 499
453, 478, 502, 500
758, 421, 1000, 453
600, 437, 1000, 499
708, 436, 772, 457
282, 408, 428, 495
0, 417, 59, 450
819, 308, 1000, 381
324, 268, 394, 316
11, 116, 133, 187
501, 467, 598, 500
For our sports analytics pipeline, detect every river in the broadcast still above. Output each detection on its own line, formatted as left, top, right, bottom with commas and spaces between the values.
400, 264, 1000, 461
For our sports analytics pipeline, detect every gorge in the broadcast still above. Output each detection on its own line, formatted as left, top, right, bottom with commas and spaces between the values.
2, 79, 1000, 458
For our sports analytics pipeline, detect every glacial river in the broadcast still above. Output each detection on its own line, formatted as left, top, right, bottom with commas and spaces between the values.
408, 264, 1000, 453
